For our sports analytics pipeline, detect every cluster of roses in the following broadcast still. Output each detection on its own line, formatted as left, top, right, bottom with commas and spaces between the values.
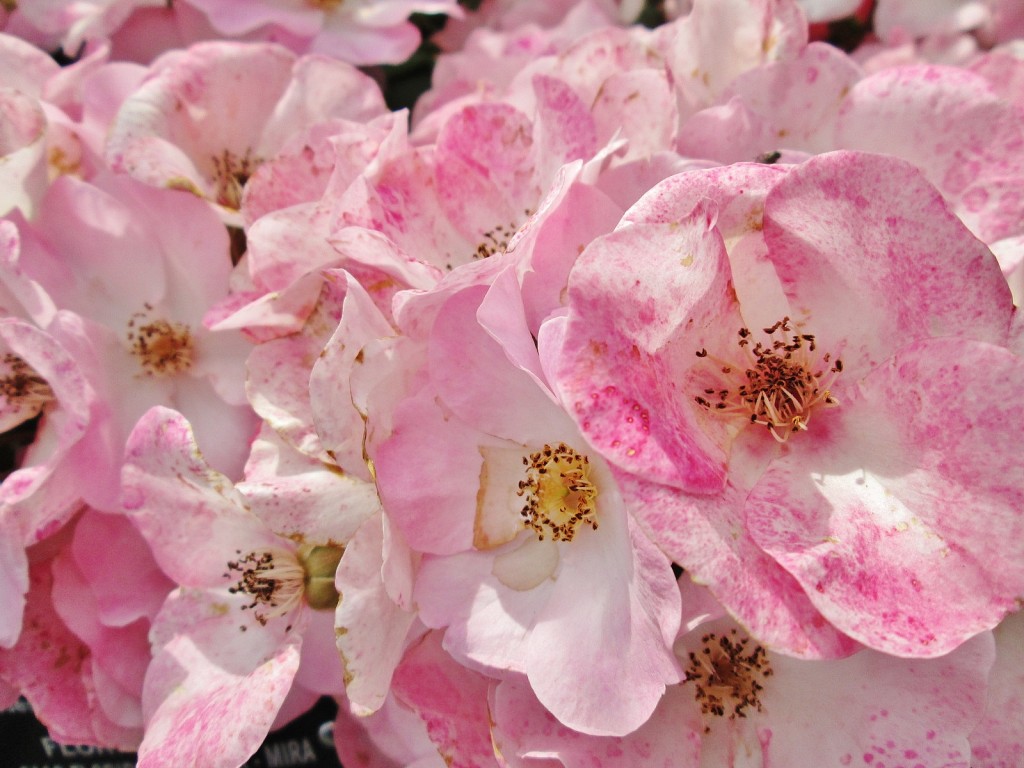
1, 0, 1023, 766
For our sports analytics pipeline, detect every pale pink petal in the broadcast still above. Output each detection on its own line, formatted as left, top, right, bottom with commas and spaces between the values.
548, 202, 738, 493
121, 406, 284, 587
372, 386, 493, 555
390, 631, 498, 768
747, 339, 1024, 656
138, 588, 304, 768
237, 425, 379, 544
309, 268, 396, 480
69, 509, 172, 627
835, 65, 1024, 243
0, 558, 138, 749
0, 318, 95, 541
621, 468, 857, 658
525, 502, 682, 737
655, 0, 808, 117
970, 611, 1024, 768
0, 520, 28, 647
335, 513, 417, 716
0, 87, 48, 218
428, 284, 576, 447
491, 675, 702, 767
763, 151, 1012, 381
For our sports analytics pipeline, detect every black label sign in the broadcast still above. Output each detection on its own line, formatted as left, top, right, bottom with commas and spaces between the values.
1, 698, 343, 768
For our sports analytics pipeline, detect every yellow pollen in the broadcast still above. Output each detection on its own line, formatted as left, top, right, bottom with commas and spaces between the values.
127, 304, 194, 377
684, 629, 773, 731
306, 0, 343, 8
693, 316, 841, 442
517, 442, 598, 542
0, 353, 53, 414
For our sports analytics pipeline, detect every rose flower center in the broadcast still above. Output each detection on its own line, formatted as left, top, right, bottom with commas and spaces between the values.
517, 442, 598, 542
684, 629, 773, 731
694, 316, 841, 442
226, 544, 344, 627
212, 148, 260, 210
127, 304, 195, 377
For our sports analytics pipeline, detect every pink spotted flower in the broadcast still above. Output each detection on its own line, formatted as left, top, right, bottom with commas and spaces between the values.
547, 150, 1024, 660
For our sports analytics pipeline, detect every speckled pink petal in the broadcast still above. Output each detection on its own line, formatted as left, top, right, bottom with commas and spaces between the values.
622, 468, 858, 659
491, 675, 701, 768
757, 629, 994, 767
529, 74, 599, 182
619, 161, 792, 335
390, 631, 498, 768
335, 513, 417, 716
435, 103, 539, 246
763, 151, 1012, 382
241, 114, 393, 226
687, 41, 863, 159
0, 558, 138, 749
246, 275, 351, 462
106, 43, 297, 200
747, 339, 1024, 656
138, 588, 304, 768
969, 48, 1024, 111
592, 67, 677, 161
333, 689, 445, 768
237, 425, 378, 545
337, 145, 473, 274
835, 65, 1024, 243
549, 202, 739, 493
970, 610, 1024, 768
121, 406, 285, 588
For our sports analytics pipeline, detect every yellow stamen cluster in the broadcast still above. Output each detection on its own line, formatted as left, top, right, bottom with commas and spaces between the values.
684, 629, 773, 731
127, 303, 195, 377
517, 442, 598, 542
694, 317, 840, 442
